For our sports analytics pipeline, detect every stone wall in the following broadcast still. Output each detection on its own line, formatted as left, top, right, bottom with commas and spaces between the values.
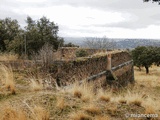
50, 51, 134, 87
54, 47, 107, 60
0, 50, 134, 88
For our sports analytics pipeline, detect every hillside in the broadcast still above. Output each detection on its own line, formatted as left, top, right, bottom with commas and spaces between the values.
64, 37, 160, 49
0, 53, 160, 120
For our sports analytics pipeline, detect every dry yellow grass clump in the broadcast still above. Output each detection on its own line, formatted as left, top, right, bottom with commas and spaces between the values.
83, 104, 101, 115
33, 106, 50, 120
56, 97, 66, 110
97, 89, 112, 102
0, 53, 18, 61
0, 105, 49, 120
125, 92, 143, 106
0, 64, 16, 94
70, 111, 91, 120
0, 105, 27, 120
29, 78, 43, 91
94, 115, 110, 120
69, 81, 95, 102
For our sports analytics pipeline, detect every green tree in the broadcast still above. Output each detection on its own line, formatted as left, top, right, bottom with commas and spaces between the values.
143, 0, 160, 4
132, 46, 155, 74
152, 47, 160, 66
63, 42, 79, 47
25, 16, 64, 55
0, 16, 64, 56
5, 37, 24, 55
0, 18, 22, 52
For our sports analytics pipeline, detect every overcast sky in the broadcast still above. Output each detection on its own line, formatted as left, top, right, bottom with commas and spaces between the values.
0, 0, 160, 39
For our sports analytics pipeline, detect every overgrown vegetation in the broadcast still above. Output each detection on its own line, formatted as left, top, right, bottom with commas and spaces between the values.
76, 49, 88, 57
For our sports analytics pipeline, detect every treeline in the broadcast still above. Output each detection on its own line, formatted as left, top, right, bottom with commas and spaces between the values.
0, 16, 77, 57
132, 46, 160, 74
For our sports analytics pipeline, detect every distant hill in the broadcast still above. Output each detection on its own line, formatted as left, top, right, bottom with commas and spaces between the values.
64, 37, 160, 49
115, 39, 160, 49
64, 37, 85, 46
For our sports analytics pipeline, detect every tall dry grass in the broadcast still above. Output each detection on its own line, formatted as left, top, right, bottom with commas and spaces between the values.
68, 81, 95, 102
29, 78, 43, 91
0, 64, 16, 94
0, 105, 49, 120
0, 53, 18, 61
0, 105, 27, 120
56, 97, 66, 110
134, 66, 160, 88
33, 106, 50, 120
69, 111, 91, 120
97, 88, 112, 102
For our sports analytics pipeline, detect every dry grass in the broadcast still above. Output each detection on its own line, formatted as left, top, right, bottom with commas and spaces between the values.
0, 53, 160, 120
118, 98, 127, 104
0, 53, 18, 61
91, 52, 107, 57
29, 78, 43, 91
73, 90, 82, 98
69, 111, 91, 120
106, 105, 118, 116
99, 95, 110, 102
56, 97, 66, 110
69, 81, 95, 102
83, 104, 101, 115
33, 106, 50, 120
0, 105, 27, 120
0, 102, 49, 120
125, 92, 143, 106
142, 98, 157, 115
94, 115, 110, 120
134, 66, 160, 88
134, 65, 160, 112
0, 64, 16, 94
97, 89, 111, 102
112, 95, 127, 104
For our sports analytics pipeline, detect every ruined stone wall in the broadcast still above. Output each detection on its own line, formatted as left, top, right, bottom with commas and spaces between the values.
1, 50, 134, 88
50, 51, 134, 87
54, 47, 107, 60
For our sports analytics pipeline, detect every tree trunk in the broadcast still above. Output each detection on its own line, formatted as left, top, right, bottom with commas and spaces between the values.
144, 66, 149, 74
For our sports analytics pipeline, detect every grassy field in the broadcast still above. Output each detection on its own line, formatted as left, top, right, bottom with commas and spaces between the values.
0, 60, 160, 120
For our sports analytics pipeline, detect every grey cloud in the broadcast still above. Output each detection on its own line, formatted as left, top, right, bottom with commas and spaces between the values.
1, 0, 160, 37
44, 0, 160, 29
150, 13, 160, 22
45, 0, 159, 11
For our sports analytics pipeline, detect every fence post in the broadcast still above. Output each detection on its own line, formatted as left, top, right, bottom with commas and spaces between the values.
107, 54, 111, 70
106, 53, 118, 86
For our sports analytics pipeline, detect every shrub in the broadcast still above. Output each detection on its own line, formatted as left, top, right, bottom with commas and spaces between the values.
76, 49, 88, 57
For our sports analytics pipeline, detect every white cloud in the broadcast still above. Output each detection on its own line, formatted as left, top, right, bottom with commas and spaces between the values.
97, 25, 160, 39
22, 5, 128, 26
1, 0, 160, 39
15, 0, 47, 3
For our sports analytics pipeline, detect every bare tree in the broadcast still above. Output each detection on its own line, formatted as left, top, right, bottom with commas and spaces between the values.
32, 43, 55, 69
83, 37, 116, 50
38, 43, 54, 68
